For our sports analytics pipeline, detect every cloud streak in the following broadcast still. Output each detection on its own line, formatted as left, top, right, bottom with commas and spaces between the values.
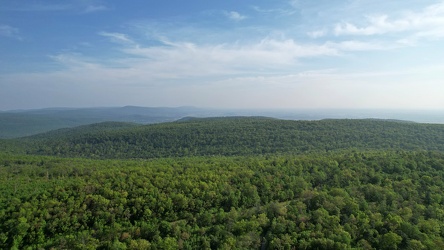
0, 24, 21, 40
224, 11, 247, 21
48, 27, 411, 86
99, 32, 135, 45
96, 34, 344, 79
83, 5, 108, 13
334, 2, 444, 39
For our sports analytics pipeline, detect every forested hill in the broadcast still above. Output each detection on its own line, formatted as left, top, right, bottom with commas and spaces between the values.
3, 118, 444, 249
16, 117, 444, 159
0, 106, 203, 138
27, 121, 140, 140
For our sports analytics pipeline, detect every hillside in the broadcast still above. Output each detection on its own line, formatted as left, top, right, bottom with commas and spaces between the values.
15, 117, 444, 159
2, 107, 444, 139
0, 106, 204, 138
0, 112, 88, 139
2, 117, 444, 249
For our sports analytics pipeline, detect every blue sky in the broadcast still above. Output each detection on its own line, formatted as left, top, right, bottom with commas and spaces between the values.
1, 0, 444, 110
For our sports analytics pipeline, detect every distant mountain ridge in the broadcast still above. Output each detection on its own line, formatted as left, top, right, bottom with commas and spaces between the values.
1, 106, 444, 138
0, 106, 205, 138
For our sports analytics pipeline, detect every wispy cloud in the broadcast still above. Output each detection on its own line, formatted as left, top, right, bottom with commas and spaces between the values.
49, 53, 102, 70
113, 37, 340, 78
335, 15, 410, 36
224, 11, 247, 21
307, 30, 326, 38
44, 34, 345, 86
56, 30, 404, 81
327, 40, 394, 51
252, 0, 300, 16
0, 25, 21, 40
83, 5, 108, 13
99, 32, 135, 45
334, 2, 444, 39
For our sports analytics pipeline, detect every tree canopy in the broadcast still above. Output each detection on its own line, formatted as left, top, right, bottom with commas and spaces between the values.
10, 117, 444, 159
1, 151, 444, 249
2, 117, 444, 249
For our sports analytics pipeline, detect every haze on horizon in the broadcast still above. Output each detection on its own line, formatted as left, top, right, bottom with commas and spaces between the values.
1, 0, 444, 111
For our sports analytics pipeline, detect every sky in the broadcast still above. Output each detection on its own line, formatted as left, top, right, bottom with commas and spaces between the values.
1, 0, 444, 110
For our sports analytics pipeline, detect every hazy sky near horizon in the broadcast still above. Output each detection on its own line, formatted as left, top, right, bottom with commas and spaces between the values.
1, 0, 444, 110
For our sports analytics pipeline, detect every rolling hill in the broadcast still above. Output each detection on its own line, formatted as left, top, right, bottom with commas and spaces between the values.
2, 107, 444, 139
3, 117, 444, 249
10, 117, 444, 159
0, 106, 204, 138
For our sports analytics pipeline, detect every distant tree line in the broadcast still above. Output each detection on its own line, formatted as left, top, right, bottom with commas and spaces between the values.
12, 118, 444, 159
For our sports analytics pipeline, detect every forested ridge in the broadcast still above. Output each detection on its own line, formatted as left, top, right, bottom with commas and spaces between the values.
13, 117, 444, 158
0, 106, 204, 139
2, 117, 444, 249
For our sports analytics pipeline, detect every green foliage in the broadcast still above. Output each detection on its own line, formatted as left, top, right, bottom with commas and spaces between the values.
2, 117, 444, 248
2, 151, 444, 249
13, 118, 444, 159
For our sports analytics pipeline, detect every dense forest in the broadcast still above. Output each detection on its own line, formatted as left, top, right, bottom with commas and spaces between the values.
12, 117, 444, 159
1, 117, 444, 249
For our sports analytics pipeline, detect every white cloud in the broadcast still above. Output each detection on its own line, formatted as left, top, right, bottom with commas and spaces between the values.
335, 15, 410, 36
0, 25, 21, 40
112, 37, 340, 80
224, 11, 247, 21
51, 32, 401, 83
49, 53, 102, 70
252, 1, 298, 16
328, 40, 394, 51
307, 30, 326, 38
334, 2, 444, 39
99, 32, 135, 44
